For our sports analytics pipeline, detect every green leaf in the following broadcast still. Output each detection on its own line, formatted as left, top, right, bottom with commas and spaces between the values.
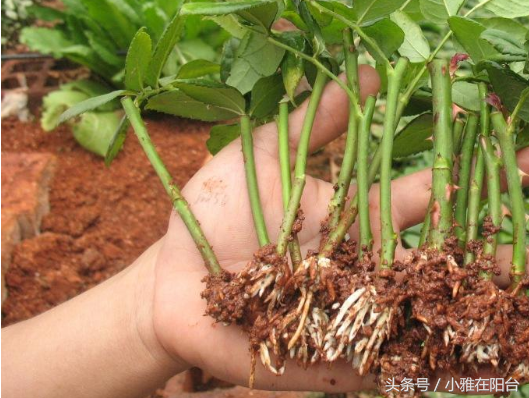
84, 31, 122, 67
481, 29, 527, 59
145, 90, 240, 121
125, 28, 153, 92
142, 2, 168, 42
220, 38, 240, 83
249, 74, 285, 119
73, 111, 121, 157
145, 11, 185, 87
58, 90, 128, 125
226, 31, 285, 94
206, 15, 246, 39
105, 115, 130, 166
452, 81, 480, 112
391, 11, 430, 63
206, 123, 241, 155
485, 0, 529, 18
448, 16, 499, 63
363, 18, 404, 63
177, 60, 220, 79
41, 90, 90, 132
26, 5, 64, 21
278, 31, 306, 101
485, 62, 529, 122
516, 123, 529, 150
419, 0, 464, 24
237, 0, 281, 31
20, 27, 74, 58
393, 113, 433, 158
474, 17, 528, 44
174, 81, 245, 115
355, 0, 407, 24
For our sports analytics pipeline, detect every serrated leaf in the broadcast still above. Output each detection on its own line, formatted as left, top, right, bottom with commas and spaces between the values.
176, 60, 220, 79
73, 111, 121, 157
485, 62, 529, 122
481, 29, 527, 58
145, 11, 185, 87
307, 1, 333, 27
145, 90, 240, 121
278, 31, 306, 101
226, 31, 285, 94
393, 113, 434, 158
85, 31, 122, 67
452, 81, 480, 112
206, 15, 246, 39
220, 38, 240, 83
448, 16, 499, 63
391, 11, 430, 63
174, 81, 245, 115
237, 0, 281, 30
485, 0, 529, 18
105, 115, 130, 166
207, 123, 241, 155
419, 0, 464, 24
363, 18, 404, 63
474, 17, 528, 43
20, 27, 74, 58
355, 0, 407, 24
58, 90, 128, 125
249, 74, 285, 119
125, 28, 153, 91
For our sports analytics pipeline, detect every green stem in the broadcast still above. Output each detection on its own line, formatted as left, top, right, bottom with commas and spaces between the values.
328, 30, 360, 228
479, 134, 502, 280
454, 114, 479, 247
453, 118, 465, 155
277, 102, 302, 266
419, 197, 433, 247
490, 112, 527, 289
464, 83, 490, 264
357, 95, 377, 255
428, 60, 454, 250
380, 58, 409, 268
121, 97, 221, 275
277, 70, 328, 256
241, 115, 270, 247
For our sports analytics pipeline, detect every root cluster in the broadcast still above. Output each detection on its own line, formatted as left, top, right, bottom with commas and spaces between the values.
201, 238, 529, 395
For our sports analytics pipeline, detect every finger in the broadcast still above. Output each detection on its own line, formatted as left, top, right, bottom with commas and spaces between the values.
253, 65, 380, 158
492, 244, 529, 288
393, 146, 529, 231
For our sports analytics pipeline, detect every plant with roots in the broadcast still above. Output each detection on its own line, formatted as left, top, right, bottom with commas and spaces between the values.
59, 0, 529, 395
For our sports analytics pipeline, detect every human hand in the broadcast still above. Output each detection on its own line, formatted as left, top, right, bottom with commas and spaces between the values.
150, 66, 529, 392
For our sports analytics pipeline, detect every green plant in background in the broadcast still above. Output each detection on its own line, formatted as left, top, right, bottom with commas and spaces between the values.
20, 0, 229, 155
1, 0, 39, 48
57, 0, 529, 395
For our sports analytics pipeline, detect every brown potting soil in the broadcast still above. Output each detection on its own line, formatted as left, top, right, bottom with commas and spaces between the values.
2, 114, 210, 325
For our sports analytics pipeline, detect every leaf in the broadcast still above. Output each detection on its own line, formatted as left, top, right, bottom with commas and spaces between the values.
419, 0, 464, 24
226, 31, 285, 94
145, 90, 240, 121
206, 15, 246, 39
26, 5, 64, 21
481, 29, 527, 59
250, 74, 285, 119
220, 38, 240, 83
448, 16, 498, 63
58, 90, 128, 125
142, 2, 168, 42
484, 0, 529, 18
355, 0, 407, 24
105, 115, 130, 166
485, 62, 529, 123
474, 17, 528, 43
20, 27, 74, 58
41, 90, 90, 131
145, 11, 185, 87
237, 0, 281, 31
452, 81, 480, 111
393, 113, 434, 158
84, 31, 122, 67
363, 18, 404, 63
73, 111, 121, 157
125, 28, 153, 91
278, 31, 306, 101
391, 11, 430, 63
174, 81, 245, 115
207, 123, 241, 155
177, 60, 220, 79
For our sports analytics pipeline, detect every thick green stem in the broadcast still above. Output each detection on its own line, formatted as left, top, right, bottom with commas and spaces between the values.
454, 114, 479, 246
380, 58, 409, 268
428, 60, 454, 250
357, 95, 377, 255
464, 83, 490, 264
453, 118, 465, 155
479, 134, 502, 280
277, 102, 302, 266
121, 97, 221, 275
277, 70, 327, 256
328, 30, 360, 228
241, 115, 270, 247
491, 112, 527, 289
